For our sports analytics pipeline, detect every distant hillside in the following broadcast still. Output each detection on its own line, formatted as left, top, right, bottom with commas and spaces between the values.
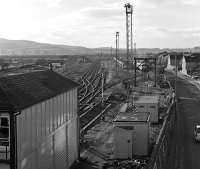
0, 38, 199, 56
0, 38, 95, 55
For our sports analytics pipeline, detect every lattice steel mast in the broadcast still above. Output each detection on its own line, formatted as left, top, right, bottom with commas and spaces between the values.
115, 31, 119, 75
124, 3, 133, 69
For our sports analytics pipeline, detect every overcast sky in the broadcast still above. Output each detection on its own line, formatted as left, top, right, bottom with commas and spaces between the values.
0, 0, 200, 48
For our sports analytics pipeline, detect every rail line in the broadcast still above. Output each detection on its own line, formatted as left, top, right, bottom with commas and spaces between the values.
80, 103, 112, 135
77, 61, 111, 135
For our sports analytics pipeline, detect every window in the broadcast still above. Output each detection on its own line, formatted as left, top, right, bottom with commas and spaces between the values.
1, 118, 8, 126
0, 115, 9, 146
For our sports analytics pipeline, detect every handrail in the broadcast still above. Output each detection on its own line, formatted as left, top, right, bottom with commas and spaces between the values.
146, 80, 175, 169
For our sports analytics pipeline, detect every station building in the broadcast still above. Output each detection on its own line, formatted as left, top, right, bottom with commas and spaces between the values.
0, 70, 79, 169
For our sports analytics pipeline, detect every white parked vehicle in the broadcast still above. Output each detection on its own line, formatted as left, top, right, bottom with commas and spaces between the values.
194, 124, 200, 141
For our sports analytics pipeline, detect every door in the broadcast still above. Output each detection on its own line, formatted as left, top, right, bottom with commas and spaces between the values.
114, 126, 133, 159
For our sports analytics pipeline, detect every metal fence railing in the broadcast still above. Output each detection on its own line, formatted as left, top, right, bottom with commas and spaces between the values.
146, 97, 176, 169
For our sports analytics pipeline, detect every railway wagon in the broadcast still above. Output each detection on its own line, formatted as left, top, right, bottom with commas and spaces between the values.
0, 70, 79, 169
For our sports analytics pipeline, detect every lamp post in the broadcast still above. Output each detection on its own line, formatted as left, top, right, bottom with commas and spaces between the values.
101, 71, 104, 106
175, 53, 177, 102
115, 32, 119, 76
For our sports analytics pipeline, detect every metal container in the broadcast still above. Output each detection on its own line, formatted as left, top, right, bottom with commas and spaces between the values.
133, 95, 159, 122
113, 112, 150, 159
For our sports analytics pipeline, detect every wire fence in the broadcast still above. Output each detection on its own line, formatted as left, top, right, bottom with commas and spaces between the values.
146, 97, 176, 169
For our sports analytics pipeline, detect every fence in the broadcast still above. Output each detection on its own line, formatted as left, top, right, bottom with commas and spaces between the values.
146, 97, 176, 169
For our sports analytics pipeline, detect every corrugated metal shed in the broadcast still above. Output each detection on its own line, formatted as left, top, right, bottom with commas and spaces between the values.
0, 70, 79, 111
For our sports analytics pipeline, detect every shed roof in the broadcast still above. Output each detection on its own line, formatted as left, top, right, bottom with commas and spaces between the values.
114, 112, 150, 122
0, 70, 79, 112
134, 95, 159, 104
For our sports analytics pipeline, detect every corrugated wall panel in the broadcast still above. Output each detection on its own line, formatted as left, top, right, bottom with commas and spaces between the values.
61, 94, 64, 125
45, 100, 50, 136
16, 89, 78, 169
20, 151, 36, 169
66, 119, 69, 168
36, 104, 42, 144
20, 112, 26, 159
63, 93, 67, 122
26, 108, 32, 155
71, 90, 74, 118
37, 138, 54, 169
69, 91, 72, 119
41, 102, 46, 141
74, 89, 78, 113
67, 92, 70, 121
58, 95, 62, 127
49, 99, 53, 133
73, 89, 76, 117
54, 126, 67, 169
68, 117, 78, 167
31, 106, 37, 150
53, 97, 58, 130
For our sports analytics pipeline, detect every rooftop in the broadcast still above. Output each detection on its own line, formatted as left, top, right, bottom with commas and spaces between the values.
0, 70, 79, 112
133, 95, 159, 104
114, 112, 150, 122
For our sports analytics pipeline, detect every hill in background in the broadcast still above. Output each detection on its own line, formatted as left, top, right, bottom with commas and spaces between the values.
0, 38, 199, 56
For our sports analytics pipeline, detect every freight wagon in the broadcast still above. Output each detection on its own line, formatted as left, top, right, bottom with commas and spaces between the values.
0, 70, 79, 169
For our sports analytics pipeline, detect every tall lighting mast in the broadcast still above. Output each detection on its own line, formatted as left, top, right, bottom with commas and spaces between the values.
124, 3, 133, 70
115, 32, 119, 76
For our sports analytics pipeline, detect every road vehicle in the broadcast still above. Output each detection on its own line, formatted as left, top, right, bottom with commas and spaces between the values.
194, 124, 200, 141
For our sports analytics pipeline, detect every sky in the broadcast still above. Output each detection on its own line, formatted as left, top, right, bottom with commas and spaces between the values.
0, 0, 200, 48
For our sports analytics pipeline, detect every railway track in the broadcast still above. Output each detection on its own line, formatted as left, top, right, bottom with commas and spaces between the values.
78, 62, 102, 108
80, 103, 112, 135
77, 61, 112, 135
58, 60, 115, 136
